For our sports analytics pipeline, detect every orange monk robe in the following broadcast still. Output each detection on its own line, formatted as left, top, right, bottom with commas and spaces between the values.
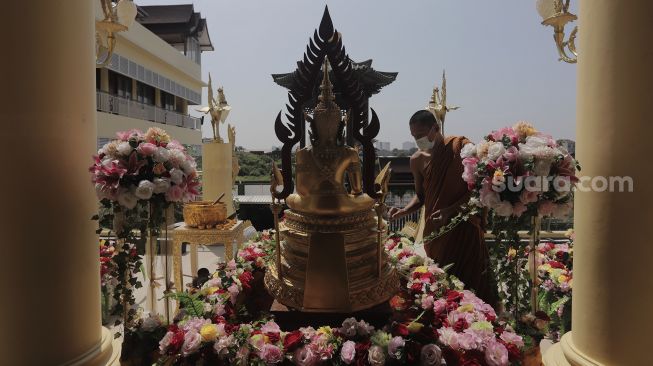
423, 136, 496, 306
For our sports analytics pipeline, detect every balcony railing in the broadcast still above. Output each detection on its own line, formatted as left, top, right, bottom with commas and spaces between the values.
96, 91, 201, 130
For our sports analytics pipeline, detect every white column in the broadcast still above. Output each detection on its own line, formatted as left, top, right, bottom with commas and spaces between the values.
544, 0, 653, 364
0, 1, 119, 365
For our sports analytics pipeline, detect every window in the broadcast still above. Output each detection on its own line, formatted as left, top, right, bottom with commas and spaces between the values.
136, 81, 155, 105
185, 36, 201, 65
161, 91, 175, 111
96, 69, 101, 91
108, 70, 132, 99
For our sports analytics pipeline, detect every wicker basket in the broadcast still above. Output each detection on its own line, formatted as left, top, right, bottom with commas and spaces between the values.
183, 201, 227, 229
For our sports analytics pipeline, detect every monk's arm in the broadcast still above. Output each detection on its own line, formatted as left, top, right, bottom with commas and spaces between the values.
389, 154, 424, 219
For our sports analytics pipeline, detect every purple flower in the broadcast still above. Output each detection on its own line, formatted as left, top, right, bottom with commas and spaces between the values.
340, 341, 356, 364
388, 336, 405, 358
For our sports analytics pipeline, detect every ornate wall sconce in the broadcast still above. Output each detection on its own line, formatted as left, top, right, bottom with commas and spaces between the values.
96, 0, 138, 68
536, 0, 578, 63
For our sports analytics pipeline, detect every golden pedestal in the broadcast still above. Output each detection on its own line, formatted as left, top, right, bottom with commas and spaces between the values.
264, 209, 399, 312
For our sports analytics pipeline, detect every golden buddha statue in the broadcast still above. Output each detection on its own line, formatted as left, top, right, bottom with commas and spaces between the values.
265, 60, 398, 313
285, 62, 375, 216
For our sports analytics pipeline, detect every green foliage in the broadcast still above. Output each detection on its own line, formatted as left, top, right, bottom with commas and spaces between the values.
166, 292, 206, 318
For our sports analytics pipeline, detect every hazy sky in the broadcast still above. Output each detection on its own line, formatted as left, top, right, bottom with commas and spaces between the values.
137, 0, 577, 150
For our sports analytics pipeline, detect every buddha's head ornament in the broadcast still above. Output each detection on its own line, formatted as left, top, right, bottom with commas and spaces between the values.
310, 59, 344, 147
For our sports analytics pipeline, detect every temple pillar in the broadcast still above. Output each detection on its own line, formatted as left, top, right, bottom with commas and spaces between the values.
202, 141, 235, 215
0, 1, 119, 365
544, 0, 653, 364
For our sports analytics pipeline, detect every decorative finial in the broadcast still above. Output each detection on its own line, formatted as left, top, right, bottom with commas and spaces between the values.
316, 58, 337, 111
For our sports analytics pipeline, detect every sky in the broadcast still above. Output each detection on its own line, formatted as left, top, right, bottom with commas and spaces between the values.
137, 0, 577, 151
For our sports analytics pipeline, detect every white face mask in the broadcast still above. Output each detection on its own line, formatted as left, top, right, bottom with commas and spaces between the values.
415, 136, 434, 151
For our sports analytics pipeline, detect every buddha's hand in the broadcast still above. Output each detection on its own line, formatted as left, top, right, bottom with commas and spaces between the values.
388, 207, 407, 221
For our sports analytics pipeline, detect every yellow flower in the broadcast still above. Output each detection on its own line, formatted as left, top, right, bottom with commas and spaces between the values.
202, 286, 219, 296
317, 326, 332, 336
458, 303, 474, 313
413, 266, 428, 274
493, 170, 505, 178
200, 324, 218, 342
513, 121, 538, 138
407, 322, 424, 333
558, 274, 569, 284
507, 248, 517, 259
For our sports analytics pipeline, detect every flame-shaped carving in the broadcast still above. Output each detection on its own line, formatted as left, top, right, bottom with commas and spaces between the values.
272, 6, 381, 199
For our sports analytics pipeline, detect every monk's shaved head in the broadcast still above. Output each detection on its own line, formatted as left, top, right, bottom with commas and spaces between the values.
409, 110, 439, 132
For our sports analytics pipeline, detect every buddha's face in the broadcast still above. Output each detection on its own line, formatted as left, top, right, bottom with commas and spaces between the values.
314, 109, 340, 145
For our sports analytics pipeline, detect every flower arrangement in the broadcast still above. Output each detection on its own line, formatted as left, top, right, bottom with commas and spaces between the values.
91, 128, 200, 328
125, 233, 524, 366
533, 232, 573, 341
460, 121, 578, 220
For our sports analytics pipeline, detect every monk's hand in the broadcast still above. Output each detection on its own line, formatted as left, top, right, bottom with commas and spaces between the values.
388, 207, 405, 221
429, 208, 453, 230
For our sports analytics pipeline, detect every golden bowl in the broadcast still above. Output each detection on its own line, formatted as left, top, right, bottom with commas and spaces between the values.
183, 201, 227, 229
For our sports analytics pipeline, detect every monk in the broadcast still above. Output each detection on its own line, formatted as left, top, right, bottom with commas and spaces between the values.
389, 110, 496, 306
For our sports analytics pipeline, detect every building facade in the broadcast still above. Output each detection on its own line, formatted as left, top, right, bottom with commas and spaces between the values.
95, 4, 213, 151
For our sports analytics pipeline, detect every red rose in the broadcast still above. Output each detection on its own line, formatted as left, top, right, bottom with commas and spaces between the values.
238, 271, 253, 290
266, 332, 281, 344
283, 330, 303, 352
405, 341, 422, 364
548, 260, 565, 269
394, 323, 410, 337
503, 341, 522, 361
460, 350, 484, 365
446, 290, 463, 303
453, 318, 468, 332
442, 347, 462, 365
354, 341, 371, 365
224, 323, 240, 334
168, 329, 185, 355
411, 282, 424, 292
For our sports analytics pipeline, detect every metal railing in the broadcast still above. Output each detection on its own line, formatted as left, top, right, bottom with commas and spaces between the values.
96, 91, 200, 130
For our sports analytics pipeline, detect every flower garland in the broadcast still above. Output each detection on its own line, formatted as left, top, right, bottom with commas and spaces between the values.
126, 232, 525, 366
100, 239, 142, 328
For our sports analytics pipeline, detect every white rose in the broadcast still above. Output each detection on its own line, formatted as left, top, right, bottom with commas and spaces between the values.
460, 143, 477, 159
169, 168, 184, 185
533, 158, 553, 176
153, 178, 171, 194
494, 201, 514, 217
117, 190, 138, 209
134, 180, 155, 200
181, 158, 196, 174
487, 142, 506, 161
141, 315, 161, 332
117, 141, 133, 156
153, 147, 171, 163
169, 149, 187, 167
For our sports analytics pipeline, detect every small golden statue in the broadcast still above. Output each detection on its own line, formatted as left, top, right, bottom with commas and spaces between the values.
197, 73, 231, 142
426, 70, 459, 136
265, 60, 398, 312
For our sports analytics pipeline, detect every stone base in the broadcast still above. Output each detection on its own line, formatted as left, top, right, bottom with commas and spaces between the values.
543, 333, 599, 366
270, 300, 393, 330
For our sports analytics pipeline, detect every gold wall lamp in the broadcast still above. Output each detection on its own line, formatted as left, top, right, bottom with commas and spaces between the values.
96, 0, 137, 68
536, 0, 578, 64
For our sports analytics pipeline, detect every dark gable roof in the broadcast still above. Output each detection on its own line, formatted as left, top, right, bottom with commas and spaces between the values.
137, 5, 214, 51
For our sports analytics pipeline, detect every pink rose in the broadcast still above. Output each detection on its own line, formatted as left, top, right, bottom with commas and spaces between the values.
137, 142, 158, 156
437, 327, 460, 350
294, 346, 318, 366
165, 185, 184, 202
181, 330, 202, 356
503, 146, 519, 162
260, 344, 284, 364
491, 127, 517, 142
499, 331, 524, 348
432, 299, 447, 314
512, 202, 527, 217
340, 341, 356, 364
538, 200, 556, 216
519, 189, 539, 204
227, 283, 240, 304
485, 341, 509, 366
261, 320, 281, 334
421, 295, 435, 310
